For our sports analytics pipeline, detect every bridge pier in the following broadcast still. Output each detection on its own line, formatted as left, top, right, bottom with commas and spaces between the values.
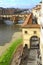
10, 16, 19, 24
12, 20, 18, 24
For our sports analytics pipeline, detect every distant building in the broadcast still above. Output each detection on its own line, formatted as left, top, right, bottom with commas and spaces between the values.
3, 8, 15, 15
22, 13, 40, 48
0, 8, 22, 15
32, 2, 42, 25
0, 8, 3, 15
21, 10, 30, 14
32, 4, 41, 18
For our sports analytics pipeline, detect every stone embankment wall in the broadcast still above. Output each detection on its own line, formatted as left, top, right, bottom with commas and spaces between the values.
11, 44, 23, 65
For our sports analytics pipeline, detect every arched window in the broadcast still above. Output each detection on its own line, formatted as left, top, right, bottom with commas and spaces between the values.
30, 36, 40, 48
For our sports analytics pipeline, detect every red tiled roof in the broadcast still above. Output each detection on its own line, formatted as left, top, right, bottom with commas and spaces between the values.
22, 24, 40, 28
22, 13, 32, 27
22, 13, 40, 28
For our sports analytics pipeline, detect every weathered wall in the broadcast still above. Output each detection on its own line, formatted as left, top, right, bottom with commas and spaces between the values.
22, 28, 40, 48
11, 44, 23, 65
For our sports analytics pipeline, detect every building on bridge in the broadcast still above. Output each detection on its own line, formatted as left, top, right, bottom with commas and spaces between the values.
32, 3, 41, 17
22, 13, 40, 49
32, 1, 41, 25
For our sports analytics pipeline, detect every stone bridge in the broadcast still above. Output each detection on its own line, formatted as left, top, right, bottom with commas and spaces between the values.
0, 14, 28, 23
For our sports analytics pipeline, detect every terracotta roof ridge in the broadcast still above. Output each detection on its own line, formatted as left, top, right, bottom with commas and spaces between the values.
22, 13, 31, 27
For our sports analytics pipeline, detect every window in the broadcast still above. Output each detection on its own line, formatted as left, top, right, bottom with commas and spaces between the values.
42, 27, 43, 29
34, 31, 36, 34
25, 31, 27, 34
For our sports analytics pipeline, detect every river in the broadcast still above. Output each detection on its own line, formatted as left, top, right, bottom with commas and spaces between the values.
0, 20, 23, 46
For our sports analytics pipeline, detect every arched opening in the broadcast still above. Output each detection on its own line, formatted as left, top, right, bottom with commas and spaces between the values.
30, 36, 40, 49
24, 44, 28, 49
25, 44, 28, 48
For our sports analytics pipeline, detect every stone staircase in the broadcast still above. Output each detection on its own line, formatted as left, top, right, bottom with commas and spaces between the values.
20, 48, 41, 65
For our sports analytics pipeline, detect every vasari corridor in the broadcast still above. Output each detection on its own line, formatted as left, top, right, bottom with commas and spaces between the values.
0, 0, 43, 65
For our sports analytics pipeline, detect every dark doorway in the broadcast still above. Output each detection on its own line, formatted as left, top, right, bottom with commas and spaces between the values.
23, 44, 28, 49
30, 36, 40, 49
25, 44, 28, 48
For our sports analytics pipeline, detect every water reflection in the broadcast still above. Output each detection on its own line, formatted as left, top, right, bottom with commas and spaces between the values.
4, 20, 24, 25
18, 20, 24, 24
4, 20, 14, 25
0, 20, 22, 46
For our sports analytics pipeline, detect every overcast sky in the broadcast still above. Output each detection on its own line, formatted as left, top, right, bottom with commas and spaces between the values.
0, 0, 41, 8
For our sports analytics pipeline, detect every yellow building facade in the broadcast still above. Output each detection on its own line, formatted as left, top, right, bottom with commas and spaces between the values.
22, 13, 40, 49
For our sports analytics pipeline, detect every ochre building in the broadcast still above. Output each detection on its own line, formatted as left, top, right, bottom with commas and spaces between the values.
22, 13, 40, 49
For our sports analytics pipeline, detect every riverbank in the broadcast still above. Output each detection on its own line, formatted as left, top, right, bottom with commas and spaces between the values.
0, 38, 23, 65
0, 24, 22, 56
10, 44, 23, 65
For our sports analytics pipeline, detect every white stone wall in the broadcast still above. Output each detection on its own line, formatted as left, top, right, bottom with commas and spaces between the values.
32, 9, 41, 26
39, 0, 43, 65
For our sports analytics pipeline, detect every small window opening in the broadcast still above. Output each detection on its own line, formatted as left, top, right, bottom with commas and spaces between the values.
25, 31, 27, 34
